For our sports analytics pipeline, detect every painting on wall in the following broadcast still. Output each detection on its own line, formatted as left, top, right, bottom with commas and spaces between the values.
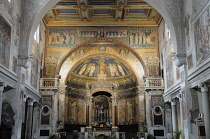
176, 67, 180, 80
68, 100, 77, 124
187, 54, 193, 70
126, 101, 135, 124
78, 99, 85, 125
31, 55, 39, 89
165, 53, 174, 89
194, 7, 210, 65
46, 64, 56, 76
118, 99, 126, 125
94, 95, 109, 113
21, 73, 25, 86
0, 15, 11, 67
128, 28, 157, 48
151, 95, 162, 107
18, 91, 24, 120
12, 56, 17, 73
73, 57, 131, 77
42, 96, 52, 107
48, 28, 76, 47
47, 27, 158, 48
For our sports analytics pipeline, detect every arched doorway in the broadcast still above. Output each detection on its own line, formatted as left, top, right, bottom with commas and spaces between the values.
0, 101, 15, 139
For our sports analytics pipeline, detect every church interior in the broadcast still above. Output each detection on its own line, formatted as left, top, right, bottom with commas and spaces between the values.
0, 0, 210, 139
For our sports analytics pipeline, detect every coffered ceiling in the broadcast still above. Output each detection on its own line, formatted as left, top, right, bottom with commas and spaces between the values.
43, 0, 162, 26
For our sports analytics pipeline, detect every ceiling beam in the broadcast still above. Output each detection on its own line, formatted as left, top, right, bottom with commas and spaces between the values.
52, 4, 153, 9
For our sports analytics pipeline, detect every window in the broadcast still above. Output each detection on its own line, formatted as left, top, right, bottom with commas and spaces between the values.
34, 24, 40, 43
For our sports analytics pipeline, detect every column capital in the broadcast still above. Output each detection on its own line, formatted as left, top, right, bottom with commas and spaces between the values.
27, 98, 35, 106
198, 82, 209, 93
33, 102, 40, 107
112, 100, 118, 106
86, 100, 92, 106
178, 93, 182, 101
18, 55, 33, 69
171, 98, 177, 106
0, 82, 7, 92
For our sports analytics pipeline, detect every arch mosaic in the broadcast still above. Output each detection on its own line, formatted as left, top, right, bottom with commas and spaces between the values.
64, 53, 141, 86
21, 0, 185, 68
56, 38, 147, 75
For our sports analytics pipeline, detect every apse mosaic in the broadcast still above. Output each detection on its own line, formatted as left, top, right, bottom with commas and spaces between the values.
194, 7, 210, 65
73, 57, 130, 77
0, 15, 11, 67
47, 27, 157, 48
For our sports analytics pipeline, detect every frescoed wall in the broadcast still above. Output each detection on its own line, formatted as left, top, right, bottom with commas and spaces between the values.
165, 53, 174, 89
126, 101, 135, 124
44, 26, 159, 87
47, 27, 158, 49
31, 54, 39, 89
194, 7, 210, 65
0, 15, 11, 67
68, 100, 77, 124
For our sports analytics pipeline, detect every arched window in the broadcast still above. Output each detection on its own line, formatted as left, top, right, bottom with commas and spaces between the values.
34, 24, 40, 43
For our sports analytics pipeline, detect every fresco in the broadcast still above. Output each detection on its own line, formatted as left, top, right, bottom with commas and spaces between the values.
31, 55, 39, 89
0, 15, 11, 67
187, 54, 193, 70
73, 57, 130, 77
47, 27, 157, 48
176, 67, 180, 80
12, 56, 17, 73
194, 7, 210, 65
165, 53, 174, 89
48, 28, 76, 47
118, 99, 126, 125
68, 100, 77, 123
126, 101, 135, 124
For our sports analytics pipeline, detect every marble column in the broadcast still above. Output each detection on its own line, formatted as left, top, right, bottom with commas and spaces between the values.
145, 92, 152, 130
171, 99, 178, 132
32, 102, 40, 139
178, 94, 184, 138
112, 96, 118, 131
112, 104, 116, 127
25, 99, 34, 139
199, 83, 210, 139
88, 102, 92, 127
86, 97, 92, 128
0, 82, 7, 126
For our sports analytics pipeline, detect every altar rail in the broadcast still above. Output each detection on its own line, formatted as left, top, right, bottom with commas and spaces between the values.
144, 77, 164, 89
40, 78, 59, 89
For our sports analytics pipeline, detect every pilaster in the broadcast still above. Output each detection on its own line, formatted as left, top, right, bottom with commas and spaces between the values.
58, 85, 67, 129
25, 98, 34, 139
198, 82, 210, 139
171, 99, 178, 132
179, 64, 191, 139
